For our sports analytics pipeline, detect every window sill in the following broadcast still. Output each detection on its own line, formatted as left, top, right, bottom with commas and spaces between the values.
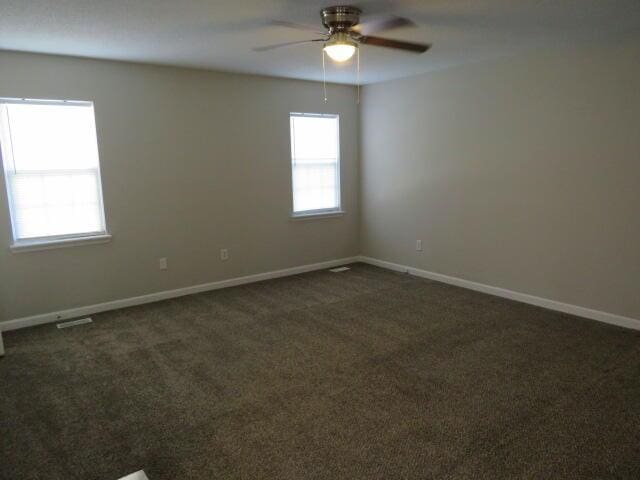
290, 210, 345, 221
10, 234, 113, 253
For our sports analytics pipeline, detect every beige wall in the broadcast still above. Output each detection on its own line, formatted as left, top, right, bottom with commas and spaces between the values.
0, 51, 359, 320
360, 42, 640, 320
2, 42, 639, 324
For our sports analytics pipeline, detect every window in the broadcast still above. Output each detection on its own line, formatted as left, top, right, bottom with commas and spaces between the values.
290, 113, 342, 216
0, 99, 108, 248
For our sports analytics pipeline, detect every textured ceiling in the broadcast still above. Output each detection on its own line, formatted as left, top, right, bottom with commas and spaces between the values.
0, 0, 639, 84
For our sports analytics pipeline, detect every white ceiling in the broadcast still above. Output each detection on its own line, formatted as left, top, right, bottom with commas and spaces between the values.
0, 0, 639, 84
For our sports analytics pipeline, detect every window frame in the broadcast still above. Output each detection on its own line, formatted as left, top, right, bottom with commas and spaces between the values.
0, 97, 110, 252
289, 112, 344, 219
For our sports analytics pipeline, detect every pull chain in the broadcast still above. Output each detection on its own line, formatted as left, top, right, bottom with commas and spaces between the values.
322, 49, 328, 103
356, 47, 360, 104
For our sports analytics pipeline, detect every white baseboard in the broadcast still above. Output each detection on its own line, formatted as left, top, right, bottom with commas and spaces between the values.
357, 256, 640, 332
4, 254, 638, 334
0, 256, 359, 332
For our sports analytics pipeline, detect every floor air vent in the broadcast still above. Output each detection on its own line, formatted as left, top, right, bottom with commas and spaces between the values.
119, 471, 149, 480
56, 317, 93, 329
329, 266, 351, 273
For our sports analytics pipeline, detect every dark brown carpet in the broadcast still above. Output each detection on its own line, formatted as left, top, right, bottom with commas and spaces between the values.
1, 263, 639, 479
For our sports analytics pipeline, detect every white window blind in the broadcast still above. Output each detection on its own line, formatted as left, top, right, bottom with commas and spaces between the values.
0, 99, 107, 243
290, 113, 341, 215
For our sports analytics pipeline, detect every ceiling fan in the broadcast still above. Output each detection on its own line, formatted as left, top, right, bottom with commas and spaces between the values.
253, 5, 431, 63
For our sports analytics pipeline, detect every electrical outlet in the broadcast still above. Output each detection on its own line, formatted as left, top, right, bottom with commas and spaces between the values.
159, 257, 168, 270
220, 249, 229, 261
416, 240, 423, 252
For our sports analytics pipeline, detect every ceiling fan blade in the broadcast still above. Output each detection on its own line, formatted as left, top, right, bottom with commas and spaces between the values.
270, 20, 328, 36
253, 38, 325, 52
357, 36, 431, 53
352, 15, 415, 35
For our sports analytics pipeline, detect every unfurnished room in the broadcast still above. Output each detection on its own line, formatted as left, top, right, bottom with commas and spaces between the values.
0, 1, 639, 479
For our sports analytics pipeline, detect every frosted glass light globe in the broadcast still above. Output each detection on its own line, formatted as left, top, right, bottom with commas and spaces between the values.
323, 33, 357, 62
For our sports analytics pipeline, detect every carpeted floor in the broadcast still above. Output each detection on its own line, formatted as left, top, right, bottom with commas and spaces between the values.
1, 263, 639, 479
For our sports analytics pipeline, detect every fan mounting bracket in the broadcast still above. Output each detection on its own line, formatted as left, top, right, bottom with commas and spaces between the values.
321, 6, 362, 33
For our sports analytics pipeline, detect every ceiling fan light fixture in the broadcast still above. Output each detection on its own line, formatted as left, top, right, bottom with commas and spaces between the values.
323, 32, 357, 62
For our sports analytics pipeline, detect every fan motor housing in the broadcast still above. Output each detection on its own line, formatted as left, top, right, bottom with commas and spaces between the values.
321, 6, 362, 32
